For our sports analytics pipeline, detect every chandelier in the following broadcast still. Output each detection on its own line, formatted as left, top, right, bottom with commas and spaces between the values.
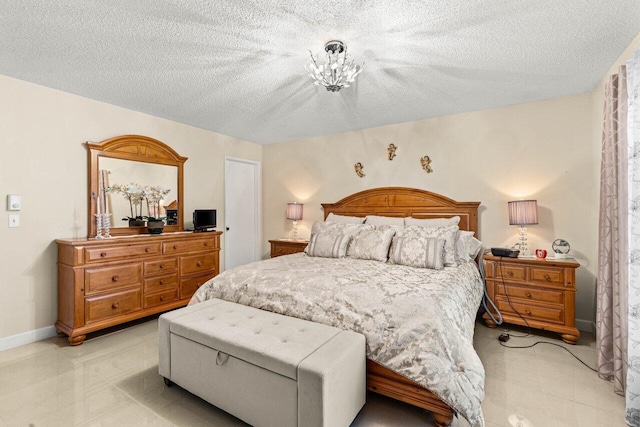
305, 40, 364, 92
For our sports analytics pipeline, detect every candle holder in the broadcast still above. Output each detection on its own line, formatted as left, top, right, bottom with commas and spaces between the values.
102, 213, 112, 238
94, 214, 105, 239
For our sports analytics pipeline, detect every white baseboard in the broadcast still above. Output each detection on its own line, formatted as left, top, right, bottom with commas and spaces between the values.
576, 319, 595, 333
0, 325, 57, 352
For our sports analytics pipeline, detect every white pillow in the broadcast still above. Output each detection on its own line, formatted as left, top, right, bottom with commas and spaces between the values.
393, 225, 459, 267
388, 236, 446, 269
455, 231, 483, 262
325, 213, 365, 224
404, 216, 460, 228
364, 215, 405, 226
307, 233, 352, 258
347, 228, 396, 262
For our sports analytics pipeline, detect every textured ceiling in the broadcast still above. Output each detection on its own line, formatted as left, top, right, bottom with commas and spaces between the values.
1, 1, 639, 144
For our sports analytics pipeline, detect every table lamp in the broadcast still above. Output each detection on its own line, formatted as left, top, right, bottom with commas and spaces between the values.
508, 200, 538, 257
286, 202, 304, 240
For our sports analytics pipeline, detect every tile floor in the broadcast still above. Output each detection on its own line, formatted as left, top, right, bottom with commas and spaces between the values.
0, 319, 626, 427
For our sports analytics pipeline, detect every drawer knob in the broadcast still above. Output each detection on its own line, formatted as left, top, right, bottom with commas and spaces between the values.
100, 252, 107, 258
525, 291, 532, 298
160, 296, 165, 301
159, 264, 164, 269
159, 280, 164, 285
111, 275, 119, 282
544, 274, 551, 281
112, 302, 119, 309
145, 247, 151, 253
173, 245, 178, 250
204, 242, 208, 247
525, 308, 532, 315
196, 261, 203, 267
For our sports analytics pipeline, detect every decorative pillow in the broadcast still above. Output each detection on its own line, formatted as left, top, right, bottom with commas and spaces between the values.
388, 236, 446, 269
394, 225, 459, 267
347, 228, 396, 262
455, 231, 483, 262
404, 216, 460, 228
310, 221, 374, 237
325, 213, 365, 224
364, 215, 405, 226
306, 233, 352, 258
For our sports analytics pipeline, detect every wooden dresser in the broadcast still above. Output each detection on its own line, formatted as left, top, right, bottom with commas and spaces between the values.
269, 239, 308, 258
56, 232, 221, 345
482, 254, 580, 344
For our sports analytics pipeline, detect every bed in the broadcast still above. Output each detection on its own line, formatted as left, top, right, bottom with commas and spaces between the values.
190, 187, 484, 426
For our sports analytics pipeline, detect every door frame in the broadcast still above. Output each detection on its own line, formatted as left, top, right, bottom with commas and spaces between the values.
224, 156, 262, 271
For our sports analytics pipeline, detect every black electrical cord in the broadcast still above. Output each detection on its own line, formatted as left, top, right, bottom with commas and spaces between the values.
494, 256, 597, 372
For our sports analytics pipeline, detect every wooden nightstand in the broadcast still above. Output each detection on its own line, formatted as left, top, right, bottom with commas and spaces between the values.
482, 254, 580, 344
269, 239, 308, 258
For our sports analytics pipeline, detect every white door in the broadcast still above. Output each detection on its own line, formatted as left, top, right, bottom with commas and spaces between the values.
224, 157, 261, 270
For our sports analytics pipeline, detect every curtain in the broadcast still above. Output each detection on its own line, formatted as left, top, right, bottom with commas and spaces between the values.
627, 49, 640, 426
597, 66, 628, 396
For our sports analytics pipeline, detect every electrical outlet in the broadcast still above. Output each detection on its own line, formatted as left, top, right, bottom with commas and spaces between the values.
8, 214, 19, 228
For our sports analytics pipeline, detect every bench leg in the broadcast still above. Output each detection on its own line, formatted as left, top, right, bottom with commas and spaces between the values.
163, 377, 173, 387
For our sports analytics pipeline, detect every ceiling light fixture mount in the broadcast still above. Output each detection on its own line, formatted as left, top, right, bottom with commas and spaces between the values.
306, 40, 363, 92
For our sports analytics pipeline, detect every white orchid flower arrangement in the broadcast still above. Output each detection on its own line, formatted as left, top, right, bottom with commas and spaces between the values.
106, 183, 171, 222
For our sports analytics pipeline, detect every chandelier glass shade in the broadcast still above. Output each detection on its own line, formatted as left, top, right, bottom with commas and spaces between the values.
305, 40, 363, 92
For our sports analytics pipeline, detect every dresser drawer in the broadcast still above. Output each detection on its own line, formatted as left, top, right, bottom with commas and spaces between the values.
85, 289, 141, 323
144, 258, 178, 276
493, 282, 564, 305
85, 264, 142, 294
144, 288, 179, 308
144, 274, 178, 293
180, 253, 216, 276
496, 297, 564, 324
529, 267, 564, 285
163, 238, 217, 255
180, 273, 216, 300
493, 264, 526, 281
85, 243, 161, 263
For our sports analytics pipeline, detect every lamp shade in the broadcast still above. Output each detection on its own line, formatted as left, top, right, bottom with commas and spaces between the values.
286, 202, 303, 221
508, 200, 538, 225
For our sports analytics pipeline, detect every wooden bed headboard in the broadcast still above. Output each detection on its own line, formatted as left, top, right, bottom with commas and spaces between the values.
321, 187, 481, 237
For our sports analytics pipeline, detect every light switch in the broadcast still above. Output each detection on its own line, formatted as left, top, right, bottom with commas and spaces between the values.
8, 214, 19, 227
7, 194, 21, 211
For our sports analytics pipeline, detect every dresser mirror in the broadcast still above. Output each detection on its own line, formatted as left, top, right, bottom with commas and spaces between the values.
87, 135, 187, 237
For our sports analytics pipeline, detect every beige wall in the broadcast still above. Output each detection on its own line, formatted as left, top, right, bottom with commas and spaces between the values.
263, 93, 597, 329
0, 74, 261, 340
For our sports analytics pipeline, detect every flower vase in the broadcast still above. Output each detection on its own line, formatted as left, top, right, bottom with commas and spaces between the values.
146, 219, 165, 235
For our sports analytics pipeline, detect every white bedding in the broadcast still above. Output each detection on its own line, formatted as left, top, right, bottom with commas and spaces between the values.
190, 253, 485, 426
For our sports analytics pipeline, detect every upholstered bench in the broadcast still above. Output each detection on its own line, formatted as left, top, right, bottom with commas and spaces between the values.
159, 298, 366, 427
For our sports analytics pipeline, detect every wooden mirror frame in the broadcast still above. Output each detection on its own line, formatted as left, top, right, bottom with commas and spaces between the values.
87, 135, 187, 238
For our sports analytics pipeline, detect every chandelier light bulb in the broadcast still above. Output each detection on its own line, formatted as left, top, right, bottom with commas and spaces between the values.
306, 40, 364, 92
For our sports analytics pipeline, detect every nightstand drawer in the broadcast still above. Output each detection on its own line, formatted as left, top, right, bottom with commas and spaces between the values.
496, 298, 564, 324
493, 264, 526, 281
529, 267, 564, 285
494, 282, 564, 305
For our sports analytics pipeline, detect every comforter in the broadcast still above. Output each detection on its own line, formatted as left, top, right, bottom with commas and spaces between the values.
190, 253, 485, 426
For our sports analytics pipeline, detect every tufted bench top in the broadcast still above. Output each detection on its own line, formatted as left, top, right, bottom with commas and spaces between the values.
168, 299, 342, 380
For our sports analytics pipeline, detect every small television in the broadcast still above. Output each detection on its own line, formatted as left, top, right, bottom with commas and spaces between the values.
193, 209, 217, 232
